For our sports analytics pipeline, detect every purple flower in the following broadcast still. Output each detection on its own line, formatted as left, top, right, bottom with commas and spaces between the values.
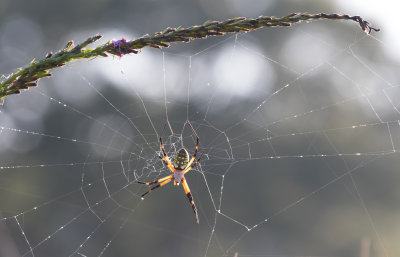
110, 37, 137, 57
112, 37, 126, 48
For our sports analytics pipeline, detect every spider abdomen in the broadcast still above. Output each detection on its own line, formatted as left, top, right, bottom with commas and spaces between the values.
173, 148, 189, 170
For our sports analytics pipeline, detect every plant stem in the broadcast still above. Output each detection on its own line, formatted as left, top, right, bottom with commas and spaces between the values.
0, 13, 379, 100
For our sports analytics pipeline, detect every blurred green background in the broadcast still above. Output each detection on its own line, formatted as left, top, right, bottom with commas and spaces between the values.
0, 1, 399, 257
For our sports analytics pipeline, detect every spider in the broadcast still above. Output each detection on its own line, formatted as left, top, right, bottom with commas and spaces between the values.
136, 130, 204, 223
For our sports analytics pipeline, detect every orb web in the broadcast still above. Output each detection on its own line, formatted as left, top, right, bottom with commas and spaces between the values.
0, 22, 398, 257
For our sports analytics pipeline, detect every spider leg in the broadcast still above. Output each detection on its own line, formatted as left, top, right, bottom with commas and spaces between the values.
141, 177, 173, 199
158, 155, 170, 167
184, 151, 204, 175
159, 136, 171, 163
186, 136, 199, 168
182, 177, 199, 223
159, 137, 175, 172
136, 174, 173, 185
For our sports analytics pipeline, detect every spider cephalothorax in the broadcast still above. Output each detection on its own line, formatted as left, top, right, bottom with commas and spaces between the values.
136, 125, 203, 223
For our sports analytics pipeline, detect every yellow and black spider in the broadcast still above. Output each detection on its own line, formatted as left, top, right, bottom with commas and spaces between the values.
136, 130, 203, 223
